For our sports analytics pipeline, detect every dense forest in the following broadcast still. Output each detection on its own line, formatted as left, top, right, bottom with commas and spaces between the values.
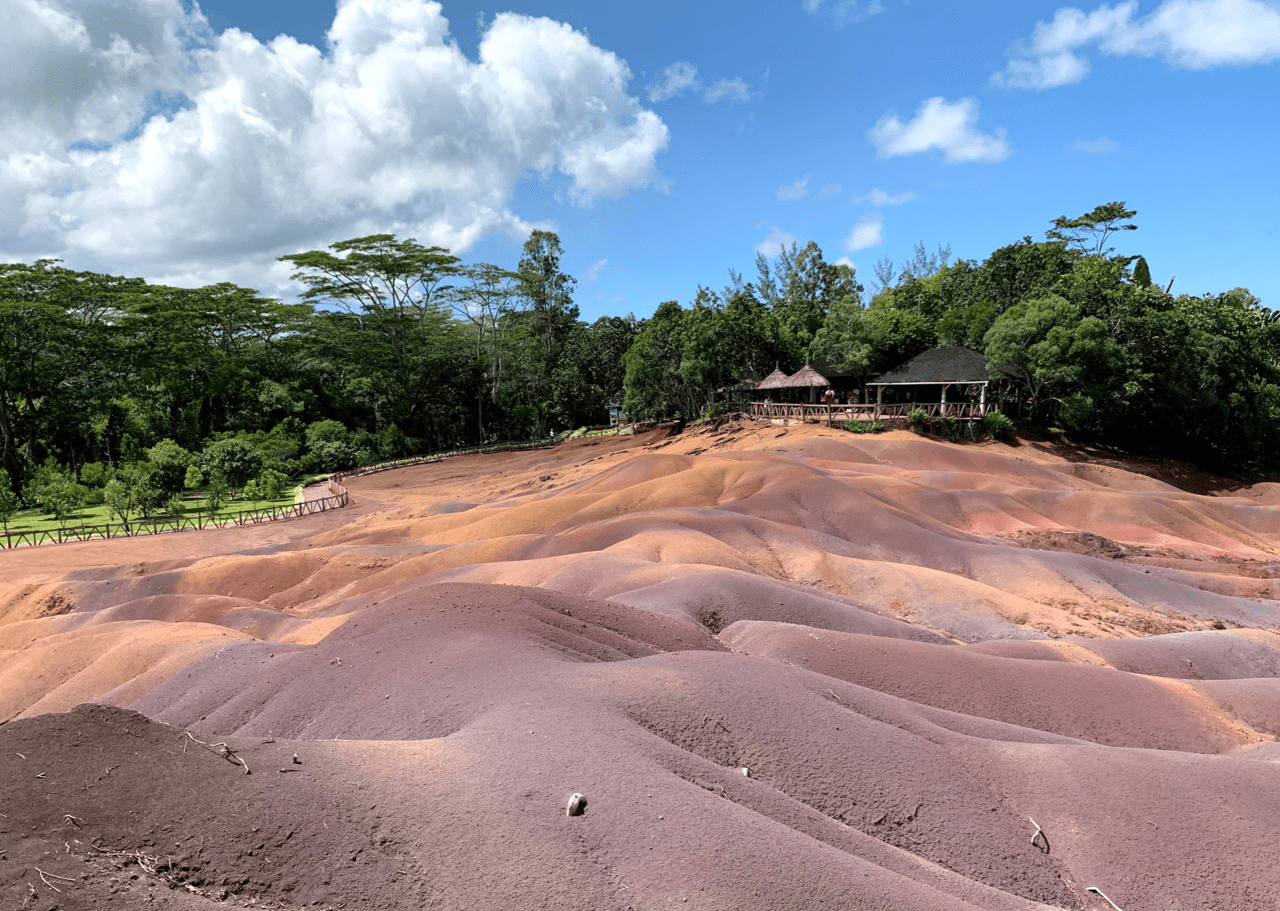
1, 202, 1277, 525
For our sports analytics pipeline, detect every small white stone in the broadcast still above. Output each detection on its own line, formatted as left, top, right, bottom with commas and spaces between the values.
566, 793, 587, 817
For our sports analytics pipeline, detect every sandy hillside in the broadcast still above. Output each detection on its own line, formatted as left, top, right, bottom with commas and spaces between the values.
4, 420, 1280, 910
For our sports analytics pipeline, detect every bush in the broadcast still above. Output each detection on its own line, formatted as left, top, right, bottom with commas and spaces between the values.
907, 407, 930, 425
202, 438, 263, 487
983, 411, 1015, 442
257, 469, 288, 500
305, 419, 350, 449
0, 469, 19, 532
306, 440, 359, 473
843, 420, 886, 434
79, 462, 107, 488
147, 439, 192, 494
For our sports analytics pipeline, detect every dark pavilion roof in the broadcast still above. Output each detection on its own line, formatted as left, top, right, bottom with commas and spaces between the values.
870, 347, 991, 386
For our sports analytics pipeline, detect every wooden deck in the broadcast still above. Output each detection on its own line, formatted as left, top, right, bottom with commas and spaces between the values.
746, 401, 993, 424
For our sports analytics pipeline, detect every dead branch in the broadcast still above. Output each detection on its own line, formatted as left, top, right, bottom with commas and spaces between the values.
35, 868, 69, 893
184, 731, 250, 774
1028, 816, 1050, 853
1086, 886, 1125, 910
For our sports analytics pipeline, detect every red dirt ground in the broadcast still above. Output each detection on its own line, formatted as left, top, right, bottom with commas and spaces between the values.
5, 420, 1280, 909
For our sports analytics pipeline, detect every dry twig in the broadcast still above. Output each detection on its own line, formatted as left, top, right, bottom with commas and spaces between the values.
35, 868, 74, 893
1028, 816, 1050, 853
1086, 886, 1125, 911
184, 731, 251, 774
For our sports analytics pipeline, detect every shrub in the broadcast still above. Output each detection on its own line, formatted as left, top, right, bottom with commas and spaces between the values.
79, 462, 107, 488
36, 476, 87, 526
0, 469, 18, 532
305, 419, 350, 449
202, 438, 263, 487
907, 407, 930, 425
147, 439, 193, 494
166, 493, 186, 516
306, 440, 359, 473
843, 420, 886, 434
983, 411, 1015, 442
104, 479, 133, 526
257, 469, 288, 500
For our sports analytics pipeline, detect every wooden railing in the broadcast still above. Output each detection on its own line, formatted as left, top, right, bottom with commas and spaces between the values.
747, 401, 993, 423
332, 438, 560, 482
0, 483, 348, 550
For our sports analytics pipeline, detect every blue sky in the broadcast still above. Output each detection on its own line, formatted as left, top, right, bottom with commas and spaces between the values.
3, 0, 1278, 320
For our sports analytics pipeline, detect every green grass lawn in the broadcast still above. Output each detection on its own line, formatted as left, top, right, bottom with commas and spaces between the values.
2, 490, 299, 536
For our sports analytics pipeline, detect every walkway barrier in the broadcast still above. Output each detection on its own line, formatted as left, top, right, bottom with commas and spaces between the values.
746, 401, 993, 423
332, 438, 559, 483
0, 485, 348, 550
0, 437, 564, 550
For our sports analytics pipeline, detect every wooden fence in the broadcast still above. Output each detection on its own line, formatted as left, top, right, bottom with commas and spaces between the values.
747, 401, 993, 423
0, 437, 562, 550
0, 482, 348, 550
332, 438, 559, 482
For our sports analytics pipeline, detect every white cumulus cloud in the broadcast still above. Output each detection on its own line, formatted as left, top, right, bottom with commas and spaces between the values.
585, 258, 608, 282
843, 214, 883, 251
994, 0, 1280, 89
0, 0, 669, 287
755, 226, 797, 257
868, 97, 1010, 163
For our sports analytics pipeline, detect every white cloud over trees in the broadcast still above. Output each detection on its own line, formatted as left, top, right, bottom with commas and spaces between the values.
868, 97, 1010, 163
994, 0, 1280, 89
1, 0, 669, 285
843, 214, 883, 251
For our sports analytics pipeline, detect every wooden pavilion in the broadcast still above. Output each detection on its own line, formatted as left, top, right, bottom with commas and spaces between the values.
866, 347, 994, 418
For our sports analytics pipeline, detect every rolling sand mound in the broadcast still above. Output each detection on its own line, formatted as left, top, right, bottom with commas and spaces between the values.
5, 423, 1280, 909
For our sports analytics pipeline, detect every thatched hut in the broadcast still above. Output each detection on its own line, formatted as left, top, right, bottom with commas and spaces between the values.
777, 364, 832, 403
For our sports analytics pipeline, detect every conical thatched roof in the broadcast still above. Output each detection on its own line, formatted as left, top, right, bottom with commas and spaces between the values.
755, 368, 790, 390
778, 364, 831, 388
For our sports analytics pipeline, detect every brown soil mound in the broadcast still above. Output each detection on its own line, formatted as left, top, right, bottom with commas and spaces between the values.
5, 420, 1280, 909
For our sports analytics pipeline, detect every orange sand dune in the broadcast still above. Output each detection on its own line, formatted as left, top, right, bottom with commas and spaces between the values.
5, 422, 1280, 910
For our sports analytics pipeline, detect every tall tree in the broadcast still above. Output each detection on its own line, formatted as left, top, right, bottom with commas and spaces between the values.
0, 261, 138, 495
518, 230, 578, 359
280, 236, 467, 442
1047, 201, 1137, 256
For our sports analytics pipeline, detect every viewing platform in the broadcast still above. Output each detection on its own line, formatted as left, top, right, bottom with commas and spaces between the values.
746, 401, 994, 424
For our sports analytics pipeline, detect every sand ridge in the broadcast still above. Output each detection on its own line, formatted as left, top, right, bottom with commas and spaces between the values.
4, 421, 1280, 909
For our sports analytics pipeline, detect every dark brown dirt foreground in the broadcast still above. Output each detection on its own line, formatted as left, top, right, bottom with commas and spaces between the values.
5, 423, 1280, 910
